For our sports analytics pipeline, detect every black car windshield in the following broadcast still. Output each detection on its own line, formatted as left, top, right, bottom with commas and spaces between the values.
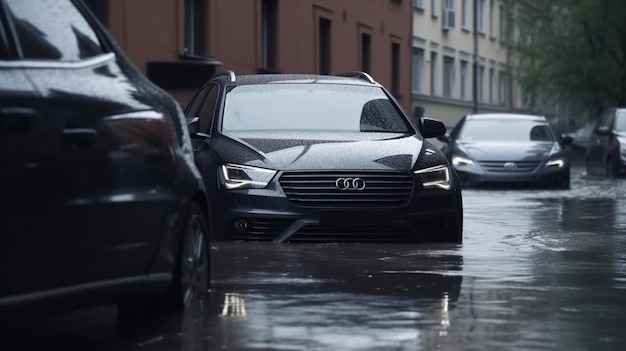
221, 84, 411, 133
458, 118, 555, 142
616, 110, 626, 131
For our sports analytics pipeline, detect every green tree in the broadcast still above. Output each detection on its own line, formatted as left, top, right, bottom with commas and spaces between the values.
512, 0, 626, 121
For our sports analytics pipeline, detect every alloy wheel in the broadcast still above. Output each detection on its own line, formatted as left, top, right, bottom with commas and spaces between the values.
181, 209, 209, 307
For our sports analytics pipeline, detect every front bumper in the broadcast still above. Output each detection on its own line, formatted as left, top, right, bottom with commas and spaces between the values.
212, 181, 462, 243
454, 164, 570, 188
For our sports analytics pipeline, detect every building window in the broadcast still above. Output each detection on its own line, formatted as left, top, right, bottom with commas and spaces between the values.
430, 51, 437, 95
461, 0, 468, 29
499, 71, 510, 106
431, 0, 438, 18
184, 0, 206, 57
460, 60, 468, 99
477, 0, 485, 34
499, 4, 508, 43
411, 47, 424, 94
413, 0, 424, 9
443, 0, 455, 30
488, 68, 495, 103
443, 56, 455, 98
391, 42, 400, 95
361, 33, 371, 73
489, 0, 495, 38
318, 17, 331, 74
477, 65, 485, 102
261, 0, 278, 71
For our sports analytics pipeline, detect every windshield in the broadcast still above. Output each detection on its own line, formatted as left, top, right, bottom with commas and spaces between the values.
458, 118, 556, 142
221, 84, 411, 133
616, 110, 626, 131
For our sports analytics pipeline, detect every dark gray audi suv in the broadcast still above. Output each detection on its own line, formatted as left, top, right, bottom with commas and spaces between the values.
186, 71, 462, 243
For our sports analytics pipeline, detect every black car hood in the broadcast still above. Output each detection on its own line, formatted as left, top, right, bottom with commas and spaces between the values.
458, 140, 556, 161
215, 131, 425, 171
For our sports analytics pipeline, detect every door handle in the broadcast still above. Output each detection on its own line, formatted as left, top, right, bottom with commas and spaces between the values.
62, 128, 97, 147
0, 107, 37, 134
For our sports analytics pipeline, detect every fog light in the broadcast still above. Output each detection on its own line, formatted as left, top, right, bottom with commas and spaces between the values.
233, 219, 249, 232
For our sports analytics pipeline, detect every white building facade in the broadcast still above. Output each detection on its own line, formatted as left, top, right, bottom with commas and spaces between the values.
411, 0, 519, 127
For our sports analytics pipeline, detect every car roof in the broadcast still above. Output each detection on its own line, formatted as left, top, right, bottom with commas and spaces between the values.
466, 113, 548, 122
209, 71, 382, 88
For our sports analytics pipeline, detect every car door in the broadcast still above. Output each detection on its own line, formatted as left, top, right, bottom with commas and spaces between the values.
588, 110, 613, 174
2, 0, 177, 291
0, 0, 97, 297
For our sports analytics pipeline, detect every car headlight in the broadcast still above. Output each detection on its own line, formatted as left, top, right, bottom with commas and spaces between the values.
545, 158, 565, 168
220, 164, 277, 190
452, 156, 474, 167
415, 164, 451, 190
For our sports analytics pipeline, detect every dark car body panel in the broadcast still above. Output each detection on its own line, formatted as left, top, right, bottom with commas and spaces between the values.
186, 71, 462, 243
442, 114, 571, 189
586, 108, 626, 177
0, 0, 208, 316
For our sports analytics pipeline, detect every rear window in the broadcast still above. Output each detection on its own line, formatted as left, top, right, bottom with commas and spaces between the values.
459, 118, 555, 142
221, 84, 411, 133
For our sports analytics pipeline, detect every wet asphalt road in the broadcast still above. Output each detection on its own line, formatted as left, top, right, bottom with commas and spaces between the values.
4, 165, 626, 351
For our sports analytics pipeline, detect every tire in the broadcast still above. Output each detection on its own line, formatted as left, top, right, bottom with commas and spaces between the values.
607, 157, 615, 178
117, 203, 210, 322
178, 202, 211, 308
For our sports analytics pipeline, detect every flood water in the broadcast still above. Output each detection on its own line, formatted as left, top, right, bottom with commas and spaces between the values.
4, 166, 626, 351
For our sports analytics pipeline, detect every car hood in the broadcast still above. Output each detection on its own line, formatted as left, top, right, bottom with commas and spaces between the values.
458, 140, 556, 161
215, 131, 424, 171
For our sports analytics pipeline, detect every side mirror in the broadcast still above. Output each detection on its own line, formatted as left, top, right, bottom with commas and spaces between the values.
419, 117, 447, 139
560, 134, 574, 146
595, 126, 612, 136
187, 116, 209, 139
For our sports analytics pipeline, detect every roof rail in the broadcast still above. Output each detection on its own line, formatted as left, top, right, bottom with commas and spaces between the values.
336, 71, 376, 84
214, 70, 236, 83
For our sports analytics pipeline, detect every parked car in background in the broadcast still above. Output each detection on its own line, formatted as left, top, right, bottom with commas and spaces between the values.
185, 71, 463, 243
586, 108, 626, 177
0, 0, 210, 318
440, 113, 573, 189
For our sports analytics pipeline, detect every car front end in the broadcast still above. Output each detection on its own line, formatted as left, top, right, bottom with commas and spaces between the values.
209, 133, 462, 243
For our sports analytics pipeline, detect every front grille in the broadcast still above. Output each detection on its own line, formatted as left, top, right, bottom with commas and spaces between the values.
478, 160, 541, 173
279, 170, 414, 208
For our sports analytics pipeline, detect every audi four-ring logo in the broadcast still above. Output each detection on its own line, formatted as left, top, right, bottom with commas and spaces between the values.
335, 177, 366, 191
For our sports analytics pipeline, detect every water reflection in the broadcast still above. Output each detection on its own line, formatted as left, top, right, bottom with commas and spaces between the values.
191, 242, 464, 350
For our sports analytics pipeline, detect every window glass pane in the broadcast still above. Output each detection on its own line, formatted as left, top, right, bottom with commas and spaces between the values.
459, 118, 555, 142
6, 0, 103, 61
222, 84, 410, 133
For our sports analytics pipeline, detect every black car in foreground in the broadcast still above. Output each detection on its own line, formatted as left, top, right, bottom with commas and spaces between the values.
185, 71, 463, 243
586, 108, 626, 177
441, 113, 573, 189
0, 0, 210, 318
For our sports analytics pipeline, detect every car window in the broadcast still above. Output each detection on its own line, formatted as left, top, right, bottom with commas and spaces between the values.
615, 110, 626, 132
458, 119, 555, 142
198, 84, 219, 134
221, 84, 410, 133
0, 15, 9, 59
5, 0, 104, 61
597, 109, 613, 130
186, 86, 211, 117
